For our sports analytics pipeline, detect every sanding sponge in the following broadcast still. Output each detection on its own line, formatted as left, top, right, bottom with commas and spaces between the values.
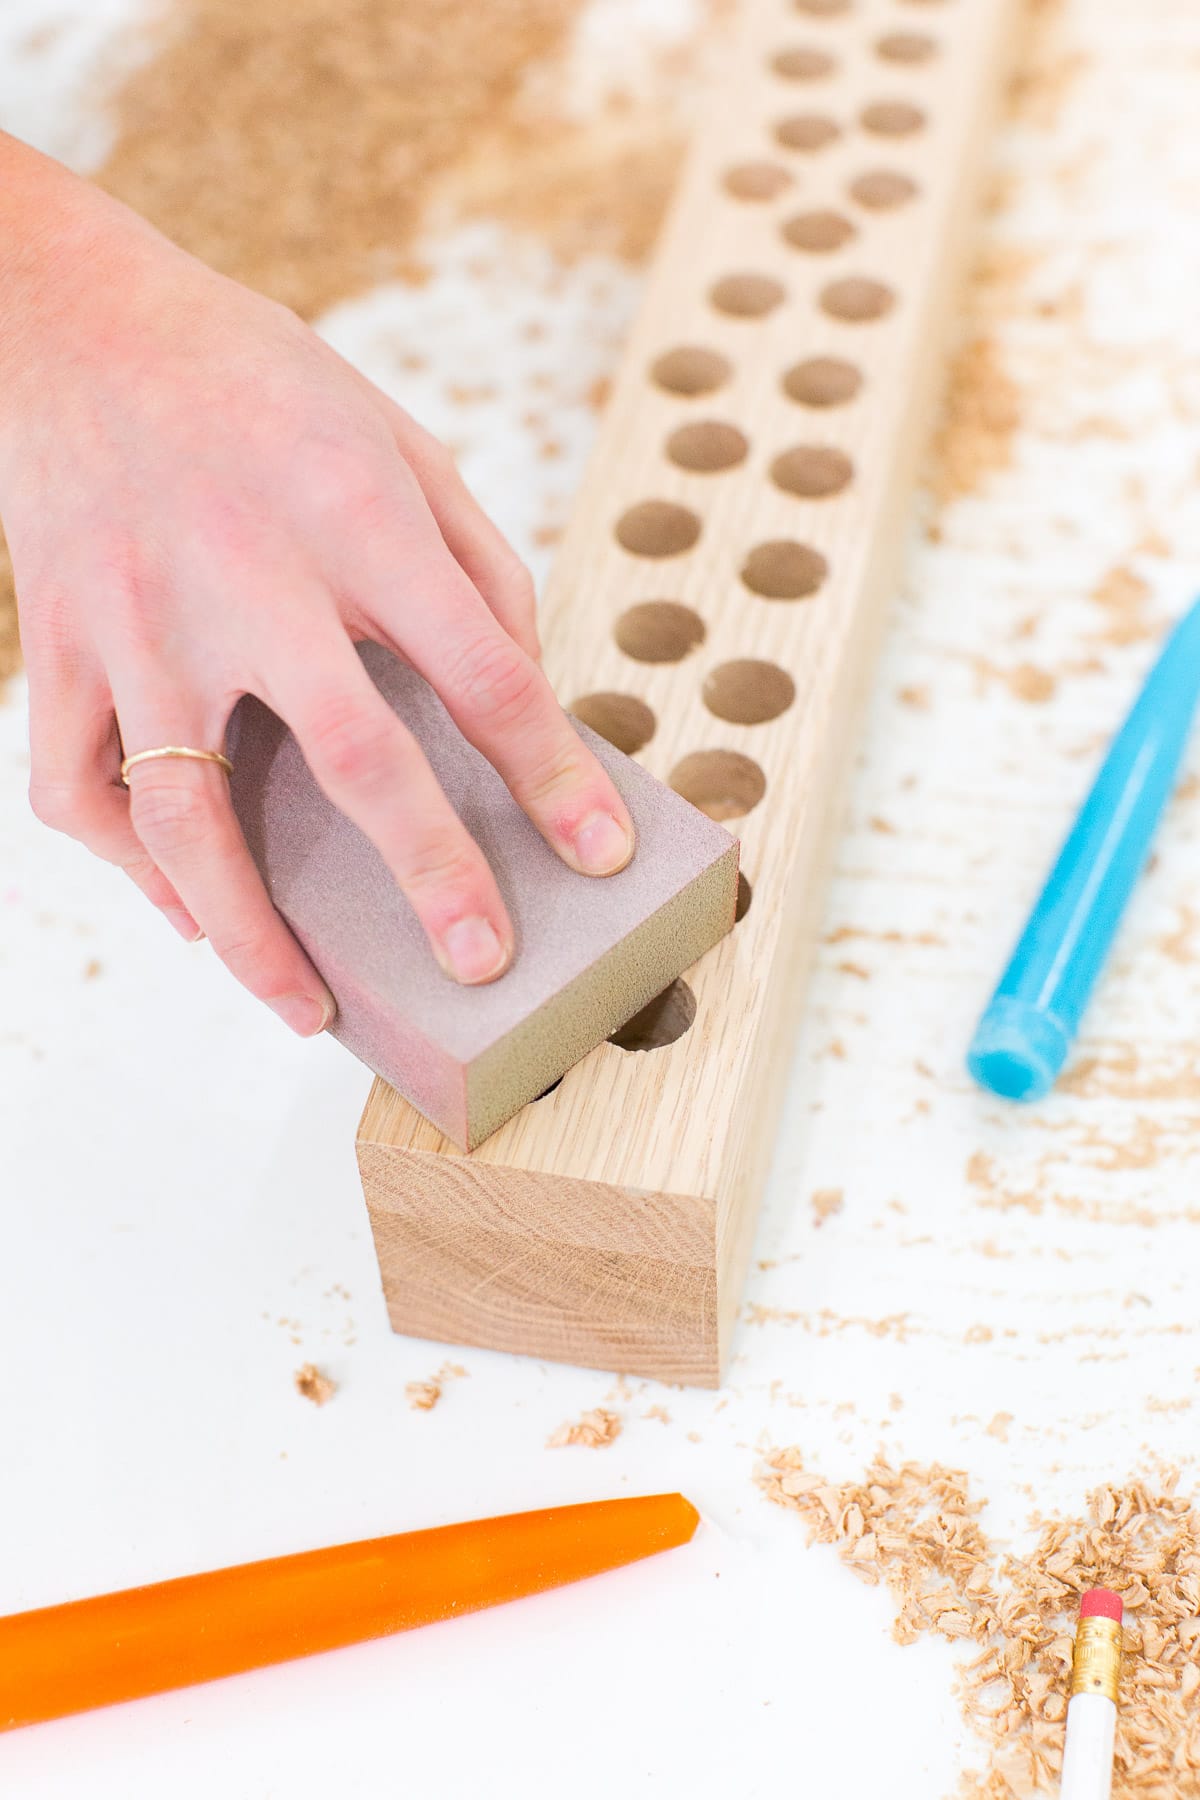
228, 644, 739, 1150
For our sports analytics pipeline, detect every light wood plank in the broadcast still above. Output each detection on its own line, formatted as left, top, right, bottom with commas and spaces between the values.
358, 0, 1020, 1384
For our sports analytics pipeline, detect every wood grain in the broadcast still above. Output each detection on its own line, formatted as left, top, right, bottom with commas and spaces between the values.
357, 0, 1020, 1385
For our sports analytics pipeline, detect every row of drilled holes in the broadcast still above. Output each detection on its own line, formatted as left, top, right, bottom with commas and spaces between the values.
556, 0, 948, 1067
573, 16, 934, 802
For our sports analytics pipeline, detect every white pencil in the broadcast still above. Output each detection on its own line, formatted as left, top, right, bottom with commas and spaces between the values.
1060, 1588, 1123, 1800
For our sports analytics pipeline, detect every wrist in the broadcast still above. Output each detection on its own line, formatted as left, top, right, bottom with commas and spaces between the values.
0, 134, 149, 396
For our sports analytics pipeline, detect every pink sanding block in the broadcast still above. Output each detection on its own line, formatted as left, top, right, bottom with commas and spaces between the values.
228, 644, 739, 1150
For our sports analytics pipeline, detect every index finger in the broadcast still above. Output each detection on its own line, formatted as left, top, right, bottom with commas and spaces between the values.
361, 553, 636, 881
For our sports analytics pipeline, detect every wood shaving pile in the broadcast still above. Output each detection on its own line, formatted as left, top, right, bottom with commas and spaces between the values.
547, 1407, 622, 1448
97, 0, 600, 318
759, 1450, 1200, 1797
293, 1362, 336, 1406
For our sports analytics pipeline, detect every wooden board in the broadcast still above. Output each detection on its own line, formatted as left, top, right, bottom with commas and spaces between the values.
357, 0, 1020, 1385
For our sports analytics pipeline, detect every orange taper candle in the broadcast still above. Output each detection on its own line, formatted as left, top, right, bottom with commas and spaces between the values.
0, 1493, 699, 1731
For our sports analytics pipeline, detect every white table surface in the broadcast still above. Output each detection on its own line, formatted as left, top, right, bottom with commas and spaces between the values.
2, 1, 1199, 1794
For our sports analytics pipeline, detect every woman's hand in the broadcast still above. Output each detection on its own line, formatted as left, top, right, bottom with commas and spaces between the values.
0, 137, 634, 1035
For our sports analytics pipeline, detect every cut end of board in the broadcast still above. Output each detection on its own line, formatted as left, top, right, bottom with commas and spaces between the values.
229, 644, 739, 1150
358, 1129, 723, 1386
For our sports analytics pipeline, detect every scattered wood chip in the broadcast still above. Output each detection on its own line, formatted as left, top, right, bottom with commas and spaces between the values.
547, 1407, 622, 1449
811, 1187, 844, 1227
294, 1363, 335, 1406
406, 1361, 468, 1412
406, 1379, 442, 1411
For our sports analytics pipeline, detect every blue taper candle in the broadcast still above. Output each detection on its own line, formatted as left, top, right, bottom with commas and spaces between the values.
968, 600, 1200, 1102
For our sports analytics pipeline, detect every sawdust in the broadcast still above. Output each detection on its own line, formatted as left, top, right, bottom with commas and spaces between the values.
811, 1188, 844, 1227
759, 1453, 1200, 1796
1090, 565, 1156, 647
924, 0, 1089, 511
434, 106, 684, 270
405, 1360, 467, 1411
547, 1406, 622, 1448
405, 1379, 442, 1410
94, 0, 666, 318
1158, 905, 1200, 967
931, 337, 1023, 505
294, 1362, 336, 1406
1058, 1044, 1200, 1104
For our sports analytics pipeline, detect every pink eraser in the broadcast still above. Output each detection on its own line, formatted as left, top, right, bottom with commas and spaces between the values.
1080, 1589, 1123, 1621
229, 645, 739, 1150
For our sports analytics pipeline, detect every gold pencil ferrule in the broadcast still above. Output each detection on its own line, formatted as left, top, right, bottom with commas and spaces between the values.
1070, 1616, 1122, 1703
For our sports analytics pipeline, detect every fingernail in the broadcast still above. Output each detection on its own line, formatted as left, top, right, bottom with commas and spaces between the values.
164, 906, 204, 942
571, 810, 635, 876
441, 915, 509, 985
272, 992, 336, 1037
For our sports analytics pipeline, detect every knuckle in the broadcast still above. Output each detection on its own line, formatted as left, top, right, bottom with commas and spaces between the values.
497, 550, 536, 610
305, 694, 397, 789
518, 746, 587, 811
209, 922, 278, 977
28, 780, 89, 836
400, 829, 482, 899
430, 442, 460, 484
444, 631, 541, 731
129, 777, 213, 855
299, 439, 390, 527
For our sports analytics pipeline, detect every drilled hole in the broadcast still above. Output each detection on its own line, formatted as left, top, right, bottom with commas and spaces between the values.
709, 273, 786, 318
703, 659, 796, 725
735, 872, 753, 922
782, 208, 856, 252
820, 276, 894, 322
670, 750, 767, 822
861, 100, 926, 136
775, 113, 841, 152
570, 692, 656, 756
614, 601, 706, 665
876, 29, 937, 61
741, 540, 828, 600
771, 46, 837, 80
666, 420, 749, 474
615, 500, 702, 558
770, 444, 854, 499
850, 169, 918, 210
782, 356, 862, 407
650, 346, 732, 397
609, 978, 697, 1053
723, 161, 794, 202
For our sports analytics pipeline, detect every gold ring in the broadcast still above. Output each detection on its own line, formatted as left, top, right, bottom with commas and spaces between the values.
120, 746, 234, 787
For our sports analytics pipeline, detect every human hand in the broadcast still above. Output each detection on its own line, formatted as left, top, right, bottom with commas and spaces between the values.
0, 143, 635, 1036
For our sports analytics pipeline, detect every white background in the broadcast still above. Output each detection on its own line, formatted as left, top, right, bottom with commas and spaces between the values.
2, 1, 1199, 1794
